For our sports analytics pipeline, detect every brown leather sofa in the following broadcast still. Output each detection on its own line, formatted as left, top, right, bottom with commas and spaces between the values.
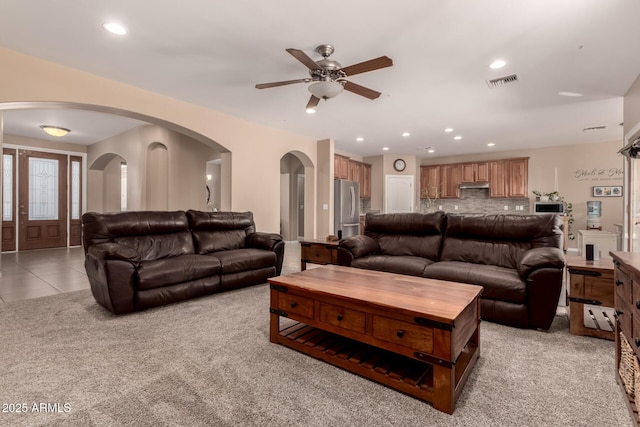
337, 212, 565, 330
82, 210, 284, 314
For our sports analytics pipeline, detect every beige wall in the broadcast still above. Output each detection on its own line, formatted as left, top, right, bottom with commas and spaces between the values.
0, 47, 318, 233
3, 134, 88, 154
421, 140, 624, 247
624, 74, 640, 140
87, 125, 219, 212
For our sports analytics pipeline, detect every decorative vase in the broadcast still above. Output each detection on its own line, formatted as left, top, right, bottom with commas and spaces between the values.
540, 196, 550, 202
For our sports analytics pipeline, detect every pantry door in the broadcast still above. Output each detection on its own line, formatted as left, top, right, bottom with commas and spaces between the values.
18, 150, 68, 250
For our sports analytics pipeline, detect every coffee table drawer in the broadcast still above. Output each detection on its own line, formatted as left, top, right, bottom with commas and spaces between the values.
319, 302, 365, 333
277, 294, 314, 319
372, 315, 433, 354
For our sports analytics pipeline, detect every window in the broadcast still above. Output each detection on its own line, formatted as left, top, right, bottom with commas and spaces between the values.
3, 154, 12, 221
121, 162, 127, 211
28, 157, 58, 220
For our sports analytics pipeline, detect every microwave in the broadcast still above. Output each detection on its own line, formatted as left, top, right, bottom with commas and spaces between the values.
534, 202, 565, 214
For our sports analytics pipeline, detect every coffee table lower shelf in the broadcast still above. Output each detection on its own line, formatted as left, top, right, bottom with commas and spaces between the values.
275, 320, 478, 410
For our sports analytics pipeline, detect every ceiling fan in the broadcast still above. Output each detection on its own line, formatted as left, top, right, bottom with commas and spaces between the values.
255, 44, 393, 110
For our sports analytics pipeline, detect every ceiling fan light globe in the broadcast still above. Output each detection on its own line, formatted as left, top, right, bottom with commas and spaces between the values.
308, 81, 344, 100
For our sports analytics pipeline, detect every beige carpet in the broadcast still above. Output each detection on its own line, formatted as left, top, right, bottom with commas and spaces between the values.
0, 283, 633, 427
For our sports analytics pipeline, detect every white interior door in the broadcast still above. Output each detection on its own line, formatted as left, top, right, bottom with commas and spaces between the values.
385, 175, 414, 213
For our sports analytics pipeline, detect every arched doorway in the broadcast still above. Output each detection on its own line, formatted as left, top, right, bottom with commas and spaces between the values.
280, 151, 314, 241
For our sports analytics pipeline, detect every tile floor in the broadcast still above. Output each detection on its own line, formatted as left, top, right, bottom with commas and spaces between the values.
0, 242, 304, 304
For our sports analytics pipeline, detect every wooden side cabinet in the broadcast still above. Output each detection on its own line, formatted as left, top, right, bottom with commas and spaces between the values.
565, 256, 615, 340
300, 239, 339, 271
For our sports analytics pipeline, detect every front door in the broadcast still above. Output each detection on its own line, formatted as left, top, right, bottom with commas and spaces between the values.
18, 150, 68, 250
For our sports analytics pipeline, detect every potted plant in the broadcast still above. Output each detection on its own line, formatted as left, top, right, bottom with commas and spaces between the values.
546, 191, 560, 201
532, 190, 542, 201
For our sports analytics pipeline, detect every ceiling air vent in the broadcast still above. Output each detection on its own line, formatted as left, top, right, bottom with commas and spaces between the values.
583, 126, 606, 132
486, 74, 518, 88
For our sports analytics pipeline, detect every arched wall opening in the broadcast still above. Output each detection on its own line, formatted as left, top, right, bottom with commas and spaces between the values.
280, 150, 314, 241
89, 153, 127, 213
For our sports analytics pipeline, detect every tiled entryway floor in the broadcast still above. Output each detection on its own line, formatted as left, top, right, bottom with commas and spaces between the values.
0, 247, 89, 303
0, 242, 304, 304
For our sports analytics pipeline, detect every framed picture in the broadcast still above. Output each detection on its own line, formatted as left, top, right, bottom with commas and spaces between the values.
593, 186, 623, 197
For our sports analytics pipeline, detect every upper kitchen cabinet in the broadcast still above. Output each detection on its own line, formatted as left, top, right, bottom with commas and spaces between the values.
334, 154, 349, 180
440, 164, 462, 198
489, 158, 528, 198
361, 163, 372, 199
348, 159, 362, 184
461, 162, 489, 183
420, 165, 440, 199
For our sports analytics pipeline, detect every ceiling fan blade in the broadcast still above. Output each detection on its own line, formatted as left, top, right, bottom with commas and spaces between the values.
286, 48, 322, 71
306, 95, 320, 109
340, 56, 393, 77
343, 81, 381, 100
255, 78, 309, 89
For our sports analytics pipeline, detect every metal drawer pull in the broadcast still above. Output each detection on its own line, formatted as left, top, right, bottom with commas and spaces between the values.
290, 302, 297, 308
636, 300, 640, 310
336, 314, 343, 321
616, 279, 624, 286
396, 330, 405, 338
636, 338, 640, 347
615, 309, 624, 317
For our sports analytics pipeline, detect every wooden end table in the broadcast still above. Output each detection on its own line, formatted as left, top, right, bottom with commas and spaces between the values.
300, 239, 339, 271
565, 255, 615, 340
268, 265, 482, 414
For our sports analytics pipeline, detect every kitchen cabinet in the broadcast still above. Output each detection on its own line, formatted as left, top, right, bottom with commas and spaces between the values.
440, 164, 461, 198
334, 154, 349, 180
489, 158, 528, 198
461, 162, 489, 183
420, 166, 440, 199
348, 160, 362, 184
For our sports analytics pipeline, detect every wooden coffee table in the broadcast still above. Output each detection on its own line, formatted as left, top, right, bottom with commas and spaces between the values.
268, 265, 482, 414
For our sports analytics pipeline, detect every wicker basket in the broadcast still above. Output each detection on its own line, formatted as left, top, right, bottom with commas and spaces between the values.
619, 332, 636, 397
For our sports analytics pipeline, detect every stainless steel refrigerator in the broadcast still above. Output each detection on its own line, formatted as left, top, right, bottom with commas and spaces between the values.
334, 179, 360, 238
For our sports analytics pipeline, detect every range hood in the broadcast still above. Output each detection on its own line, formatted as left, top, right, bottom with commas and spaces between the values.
459, 182, 490, 189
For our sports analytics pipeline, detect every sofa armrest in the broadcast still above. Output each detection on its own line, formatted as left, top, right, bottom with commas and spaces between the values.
246, 232, 285, 276
88, 242, 141, 265
517, 247, 565, 278
337, 235, 380, 266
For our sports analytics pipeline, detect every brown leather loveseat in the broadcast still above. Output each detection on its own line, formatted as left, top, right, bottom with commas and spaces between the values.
337, 212, 565, 330
82, 210, 284, 314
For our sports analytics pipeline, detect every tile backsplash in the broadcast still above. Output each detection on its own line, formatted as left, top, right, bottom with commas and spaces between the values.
419, 188, 530, 214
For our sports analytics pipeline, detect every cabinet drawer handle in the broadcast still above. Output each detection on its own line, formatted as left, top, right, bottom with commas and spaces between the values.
616, 309, 624, 316
337, 314, 343, 321
396, 330, 405, 338
616, 279, 624, 286
290, 302, 297, 309
636, 300, 640, 310
635, 338, 640, 347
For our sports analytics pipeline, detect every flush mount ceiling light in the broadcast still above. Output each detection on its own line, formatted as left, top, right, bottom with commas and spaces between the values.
307, 80, 344, 100
489, 59, 506, 69
427, 149, 435, 153
40, 125, 71, 137
558, 91, 583, 97
102, 22, 127, 35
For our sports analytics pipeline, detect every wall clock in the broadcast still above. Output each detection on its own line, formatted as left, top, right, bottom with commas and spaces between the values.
393, 158, 406, 172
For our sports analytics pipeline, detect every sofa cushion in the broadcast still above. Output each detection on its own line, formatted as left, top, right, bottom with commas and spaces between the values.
365, 211, 444, 260
187, 210, 256, 254
424, 261, 525, 303
209, 248, 276, 274
440, 214, 562, 269
351, 255, 434, 277
137, 254, 221, 290
116, 231, 195, 262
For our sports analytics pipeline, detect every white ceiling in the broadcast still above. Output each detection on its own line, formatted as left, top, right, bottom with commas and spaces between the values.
1, 0, 639, 157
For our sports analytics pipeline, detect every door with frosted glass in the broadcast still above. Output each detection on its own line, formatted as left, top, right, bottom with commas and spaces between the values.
2, 148, 16, 251
18, 150, 67, 250
69, 156, 83, 246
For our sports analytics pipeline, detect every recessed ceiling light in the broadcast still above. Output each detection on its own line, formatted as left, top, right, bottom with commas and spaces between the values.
444, 128, 454, 133
454, 136, 462, 140
487, 142, 495, 147
427, 149, 435, 153
402, 132, 411, 137
102, 22, 127, 35
40, 125, 71, 137
558, 91, 583, 97
490, 59, 506, 69
356, 137, 364, 142
382, 147, 390, 151
305, 108, 316, 114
